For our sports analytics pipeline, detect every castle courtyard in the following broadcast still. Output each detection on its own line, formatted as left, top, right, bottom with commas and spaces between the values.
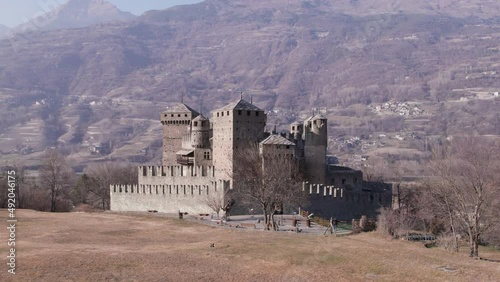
1, 209, 499, 282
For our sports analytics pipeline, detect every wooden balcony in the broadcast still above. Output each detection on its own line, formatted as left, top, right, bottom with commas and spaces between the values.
176, 156, 194, 165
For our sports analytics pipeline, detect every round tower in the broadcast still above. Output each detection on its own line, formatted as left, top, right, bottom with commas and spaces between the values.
191, 115, 210, 148
290, 121, 303, 140
310, 114, 328, 145
304, 114, 328, 184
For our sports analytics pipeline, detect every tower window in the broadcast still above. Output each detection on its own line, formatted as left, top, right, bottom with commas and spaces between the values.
238, 110, 242, 115
247, 111, 251, 116
342, 179, 346, 185
227, 111, 230, 116
171, 114, 174, 117
178, 114, 181, 117
217, 112, 220, 117
222, 112, 224, 117
292, 126, 295, 130
185, 114, 188, 117
204, 152, 211, 160
256, 112, 259, 116
194, 122, 198, 126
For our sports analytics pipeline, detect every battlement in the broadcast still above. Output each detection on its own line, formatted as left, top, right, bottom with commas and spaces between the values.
110, 178, 227, 214
305, 181, 393, 221
110, 184, 139, 194
304, 182, 391, 202
110, 181, 223, 196
304, 182, 344, 197
139, 165, 216, 178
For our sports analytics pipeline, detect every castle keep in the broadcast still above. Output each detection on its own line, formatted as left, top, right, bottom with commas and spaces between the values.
110, 99, 392, 220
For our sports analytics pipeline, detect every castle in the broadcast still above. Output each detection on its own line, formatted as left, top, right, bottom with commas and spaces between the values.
110, 99, 392, 220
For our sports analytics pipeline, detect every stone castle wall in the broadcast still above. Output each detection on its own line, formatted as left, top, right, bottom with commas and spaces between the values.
304, 183, 393, 221
110, 165, 228, 214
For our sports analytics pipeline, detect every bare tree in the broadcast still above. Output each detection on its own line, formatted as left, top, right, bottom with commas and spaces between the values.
420, 180, 460, 252
39, 149, 74, 212
376, 185, 423, 238
232, 143, 306, 230
368, 160, 427, 237
205, 189, 232, 219
84, 162, 138, 210
427, 137, 500, 258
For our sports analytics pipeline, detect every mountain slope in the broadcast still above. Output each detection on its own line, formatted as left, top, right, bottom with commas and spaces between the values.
0, 0, 498, 167
13, 0, 135, 33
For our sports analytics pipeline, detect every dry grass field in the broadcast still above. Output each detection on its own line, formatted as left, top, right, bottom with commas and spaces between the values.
1, 209, 499, 282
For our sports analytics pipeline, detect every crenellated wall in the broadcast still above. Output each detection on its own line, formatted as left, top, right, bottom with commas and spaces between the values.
138, 165, 216, 179
304, 182, 393, 221
110, 165, 228, 214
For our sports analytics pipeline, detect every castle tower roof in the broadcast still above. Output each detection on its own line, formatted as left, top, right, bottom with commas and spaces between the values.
216, 99, 262, 112
192, 115, 208, 122
165, 103, 199, 115
312, 114, 327, 120
260, 134, 296, 146
291, 121, 303, 126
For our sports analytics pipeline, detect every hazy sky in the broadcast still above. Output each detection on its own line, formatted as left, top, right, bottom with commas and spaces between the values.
0, 0, 203, 27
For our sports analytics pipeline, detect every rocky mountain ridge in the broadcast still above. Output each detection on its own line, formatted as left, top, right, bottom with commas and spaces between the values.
12, 0, 135, 34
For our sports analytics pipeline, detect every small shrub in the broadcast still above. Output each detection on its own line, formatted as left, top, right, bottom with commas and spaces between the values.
55, 198, 73, 212
436, 234, 459, 252
359, 215, 376, 232
376, 208, 397, 236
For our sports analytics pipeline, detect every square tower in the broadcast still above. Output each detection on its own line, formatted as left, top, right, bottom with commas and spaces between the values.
160, 103, 199, 166
211, 99, 267, 183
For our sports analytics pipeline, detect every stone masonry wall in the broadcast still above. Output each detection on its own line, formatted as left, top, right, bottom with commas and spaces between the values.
304, 183, 392, 221
110, 165, 228, 214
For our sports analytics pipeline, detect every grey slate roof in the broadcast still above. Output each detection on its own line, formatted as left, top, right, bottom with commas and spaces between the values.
165, 103, 200, 115
260, 135, 296, 146
192, 115, 208, 121
312, 114, 327, 120
304, 116, 313, 123
216, 99, 262, 112
291, 121, 303, 126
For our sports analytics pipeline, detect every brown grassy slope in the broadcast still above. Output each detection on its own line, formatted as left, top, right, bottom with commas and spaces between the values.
0, 209, 499, 282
